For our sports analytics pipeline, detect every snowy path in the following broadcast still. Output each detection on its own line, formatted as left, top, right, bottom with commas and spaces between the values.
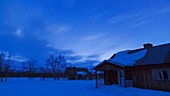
0, 78, 170, 96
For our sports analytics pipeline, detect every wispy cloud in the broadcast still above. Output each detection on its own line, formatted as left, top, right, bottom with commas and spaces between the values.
37, 24, 72, 44
80, 33, 106, 41
66, 54, 100, 67
129, 19, 151, 28
108, 11, 150, 28
155, 7, 170, 14
108, 12, 141, 24
2, 52, 27, 62
108, 7, 170, 28
45, 32, 116, 63
46, 25, 71, 35
10, 55, 27, 62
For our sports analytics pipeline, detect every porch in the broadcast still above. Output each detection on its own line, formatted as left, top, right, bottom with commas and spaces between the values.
94, 61, 126, 88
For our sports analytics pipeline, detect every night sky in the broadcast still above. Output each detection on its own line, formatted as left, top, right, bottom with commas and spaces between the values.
0, 0, 170, 67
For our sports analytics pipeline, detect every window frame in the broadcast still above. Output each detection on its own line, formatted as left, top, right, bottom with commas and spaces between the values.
152, 68, 170, 81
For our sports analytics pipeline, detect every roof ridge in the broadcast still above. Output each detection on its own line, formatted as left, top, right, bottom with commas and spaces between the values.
152, 43, 170, 48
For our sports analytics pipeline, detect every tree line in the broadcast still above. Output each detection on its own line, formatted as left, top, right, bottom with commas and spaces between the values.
0, 52, 67, 82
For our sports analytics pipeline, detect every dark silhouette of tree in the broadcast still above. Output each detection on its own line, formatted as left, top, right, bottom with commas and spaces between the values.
22, 59, 37, 80
0, 52, 5, 82
39, 66, 46, 80
45, 63, 50, 74
0, 52, 13, 82
4, 54, 13, 82
46, 55, 67, 80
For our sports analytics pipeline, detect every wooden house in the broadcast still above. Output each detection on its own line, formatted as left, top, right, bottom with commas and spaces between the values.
64, 66, 93, 80
94, 43, 170, 91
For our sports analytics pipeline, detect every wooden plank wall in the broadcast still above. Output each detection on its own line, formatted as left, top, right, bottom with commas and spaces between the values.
132, 69, 170, 92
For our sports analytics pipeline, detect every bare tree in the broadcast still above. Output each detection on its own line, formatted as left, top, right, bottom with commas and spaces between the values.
4, 54, 13, 82
46, 55, 67, 80
45, 63, 50, 74
0, 52, 5, 82
39, 66, 46, 80
0, 52, 13, 82
22, 59, 37, 80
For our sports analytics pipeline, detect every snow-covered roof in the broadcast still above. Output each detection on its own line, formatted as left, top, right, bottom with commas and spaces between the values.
108, 50, 147, 66
65, 67, 91, 75
136, 43, 170, 65
94, 43, 170, 69
77, 71, 88, 76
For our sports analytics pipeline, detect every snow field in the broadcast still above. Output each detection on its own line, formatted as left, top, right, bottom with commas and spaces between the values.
0, 78, 170, 96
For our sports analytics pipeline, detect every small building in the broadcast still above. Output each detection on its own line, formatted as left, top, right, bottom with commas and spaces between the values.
94, 43, 170, 91
64, 66, 93, 80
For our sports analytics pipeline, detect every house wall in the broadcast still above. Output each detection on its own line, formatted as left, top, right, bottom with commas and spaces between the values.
132, 67, 170, 92
95, 62, 121, 86
125, 69, 133, 80
94, 62, 121, 71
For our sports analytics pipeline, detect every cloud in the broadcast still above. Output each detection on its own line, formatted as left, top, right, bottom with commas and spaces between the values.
66, 55, 83, 61
10, 55, 27, 62
80, 33, 106, 41
108, 11, 151, 28
70, 59, 100, 68
0, 26, 96, 66
76, 33, 128, 57
86, 54, 99, 59
108, 7, 170, 28
65, 53, 100, 67
0, 34, 76, 65
129, 20, 150, 28
34, 23, 72, 42
3, 0, 169, 68
0, 0, 102, 66
1, 51, 26, 62
155, 7, 170, 14
46, 25, 71, 35
45, 49, 75, 57
45, 32, 132, 64
108, 12, 141, 24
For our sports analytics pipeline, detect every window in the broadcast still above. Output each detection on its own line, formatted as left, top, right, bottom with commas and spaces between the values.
153, 69, 170, 80
159, 70, 168, 80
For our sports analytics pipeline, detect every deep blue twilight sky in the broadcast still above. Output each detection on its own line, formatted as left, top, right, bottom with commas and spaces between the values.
0, 0, 170, 67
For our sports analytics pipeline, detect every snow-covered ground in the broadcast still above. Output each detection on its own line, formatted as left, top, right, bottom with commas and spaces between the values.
0, 78, 170, 96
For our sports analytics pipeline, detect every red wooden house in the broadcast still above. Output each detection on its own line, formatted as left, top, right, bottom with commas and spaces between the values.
64, 66, 93, 80
94, 43, 170, 91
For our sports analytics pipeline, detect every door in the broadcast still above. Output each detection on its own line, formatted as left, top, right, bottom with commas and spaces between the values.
104, 70, 118, 85
118, 70, 125, 87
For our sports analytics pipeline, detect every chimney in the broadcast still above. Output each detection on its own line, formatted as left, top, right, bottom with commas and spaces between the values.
143, 43, 153, 49
73, 65, 76, 69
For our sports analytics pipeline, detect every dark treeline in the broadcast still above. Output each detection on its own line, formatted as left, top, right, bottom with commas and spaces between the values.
0, 52, 67, 82
0, 71, 65, 80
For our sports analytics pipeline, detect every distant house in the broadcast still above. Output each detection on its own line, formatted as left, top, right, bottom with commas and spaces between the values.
64, 66, 93, 80
94, 43, 170, 92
